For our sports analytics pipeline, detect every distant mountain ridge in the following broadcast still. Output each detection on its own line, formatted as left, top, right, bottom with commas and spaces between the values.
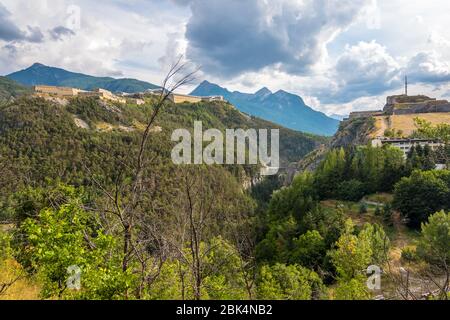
6, 63, 159, 93
5, 64, 339, 135
191, 81, 339, 136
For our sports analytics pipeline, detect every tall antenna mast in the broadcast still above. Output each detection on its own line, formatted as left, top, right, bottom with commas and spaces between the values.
405, 75, 408, 96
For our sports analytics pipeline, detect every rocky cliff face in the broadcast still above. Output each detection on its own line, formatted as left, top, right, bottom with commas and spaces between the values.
296, 117, 376, 173
330, 117, 375, 148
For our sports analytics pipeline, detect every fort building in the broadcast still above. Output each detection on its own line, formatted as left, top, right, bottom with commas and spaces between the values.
33, 85, 126, 104
33, 85, 82, 97
168, 93, 225, 104
168, 93, 203, 104
347, 110, 384, 120
78, 88, 126, 104
199, 95, 225, 102
128, 98, 145, 105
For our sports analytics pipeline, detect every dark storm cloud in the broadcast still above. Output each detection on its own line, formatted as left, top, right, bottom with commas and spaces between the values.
182, 0, 372, 77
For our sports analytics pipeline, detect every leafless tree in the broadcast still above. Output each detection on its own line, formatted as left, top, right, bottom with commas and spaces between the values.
89, 56, 199, 298
140, 164, 254, 300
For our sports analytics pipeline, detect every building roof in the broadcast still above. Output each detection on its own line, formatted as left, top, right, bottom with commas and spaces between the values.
376, 137, 442, 143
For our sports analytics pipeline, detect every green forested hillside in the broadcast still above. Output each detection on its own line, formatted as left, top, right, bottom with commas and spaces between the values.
0, 93, 327, 300
0, 96, 323, 220
1, 92, 447, 300
0, 77, 31, 102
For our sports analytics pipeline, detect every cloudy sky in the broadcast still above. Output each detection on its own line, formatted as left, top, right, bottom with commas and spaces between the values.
1, 0, 450, 116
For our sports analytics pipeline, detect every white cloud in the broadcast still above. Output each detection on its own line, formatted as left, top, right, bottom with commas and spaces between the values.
0, 0, 189, 84
322, 40, 401, 103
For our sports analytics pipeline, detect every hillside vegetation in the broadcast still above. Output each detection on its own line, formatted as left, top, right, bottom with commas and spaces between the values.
0, 77, 31, 102
1, 84, 448, 300
0, 95, 324, 221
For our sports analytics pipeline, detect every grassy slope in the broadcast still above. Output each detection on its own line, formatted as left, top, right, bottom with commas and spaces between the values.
373, 113, 450, 137
0, 258, 41, 300
0, 225, 40, 300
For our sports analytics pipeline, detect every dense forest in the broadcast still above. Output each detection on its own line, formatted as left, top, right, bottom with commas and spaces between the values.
0, 84, 449, 300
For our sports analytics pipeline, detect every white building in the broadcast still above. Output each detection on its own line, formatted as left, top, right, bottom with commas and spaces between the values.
371, 137, 444, 158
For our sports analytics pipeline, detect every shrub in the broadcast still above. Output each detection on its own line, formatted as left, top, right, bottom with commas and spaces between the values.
401, 247, 418, 262
382, 203, 393, 225
393, 170, 449, 228
374, 206, 382, 216
337, 180, 366, 202
359, 202, 368, 214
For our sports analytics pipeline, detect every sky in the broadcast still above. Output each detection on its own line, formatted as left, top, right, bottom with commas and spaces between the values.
1, 0, 450, 116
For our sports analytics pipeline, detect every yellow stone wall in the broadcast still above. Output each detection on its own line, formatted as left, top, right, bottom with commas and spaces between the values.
169, 94, 202, 104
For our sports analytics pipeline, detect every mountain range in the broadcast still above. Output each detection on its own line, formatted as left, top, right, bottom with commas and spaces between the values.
5, 63, 339, 136
7, 63, 159, 93
191, 81, 339, 136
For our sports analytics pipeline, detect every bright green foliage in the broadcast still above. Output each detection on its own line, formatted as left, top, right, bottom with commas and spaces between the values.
144, 237, 250, 300
393, 170, 450, 228
144, 261, 184, 300
401, 246, 418, 262
358, 223, 390, 265
334, 278, 371, 300
20, 202, 132, 299
267, 172, 317, 222
314, 148, 346, 199
257, 263, 323, 300
328, 221, 389, 301
300, 206, 346, 248
417, 211, 450, 271
0, 231, 12, 261
202, 237, 249, 300
7, 183, 83, 222
256, 173, 318, 263
350, 145, 405, 194
256, 171, 347, 266
414, 118, 450, 143
328, 220, 372, 281
313, 146, 406, 200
